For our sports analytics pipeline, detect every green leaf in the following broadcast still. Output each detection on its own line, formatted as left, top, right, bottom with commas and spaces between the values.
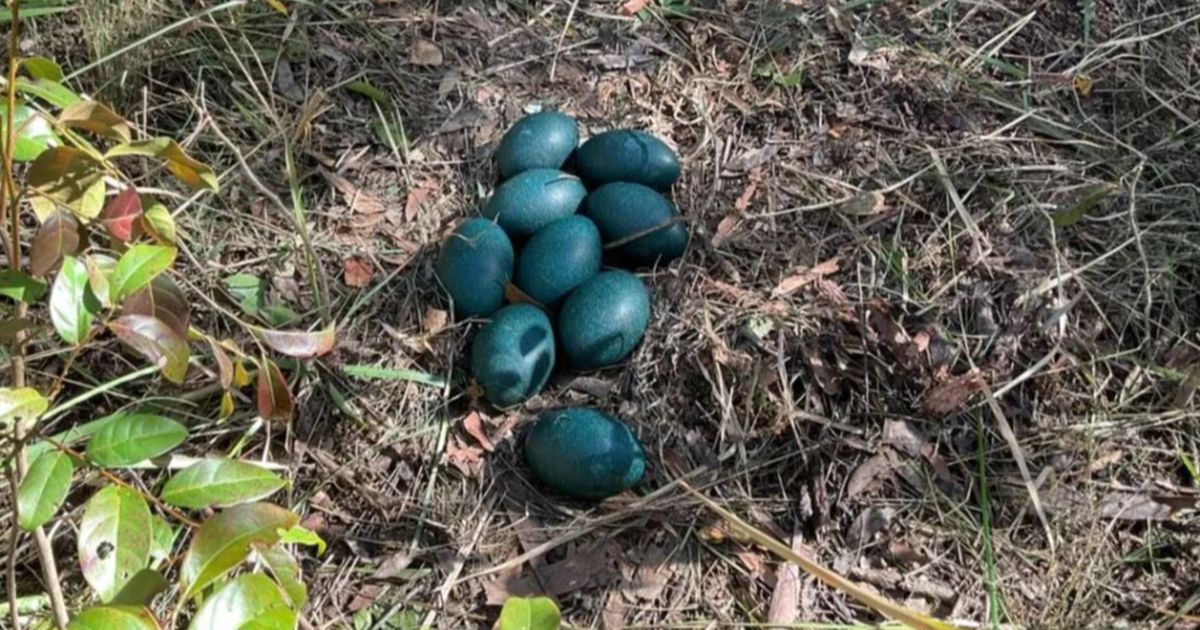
108, 568, 168, 607
106, 138, 219, 192
87, 414, 188, 467
27, 146, 105, 222
141, 201, 177, 245
86, 253, 119, 306
58, 100, 133, 143
276, 524, 325, 555
108, 315, 190, 384
109, 244, 176, 302
30, 211, 82, 277
23, 56, 64, 82
0, 387, 49, 429
17, 449, 74, 531
498, 596, 562, 630
0, 103, 60, 162
1053, 184, 1118, 228
181, 502, 298, 598
0, 269, 48, 302
78, 486, 153, 602
50, 256, 101, 344
188, 573, 295, 630
255, 323, 337, 359
68, 605, 160, 630
346, 80, 391, 106
149, 515, 176, 565
161, 458, 286, 510
224, 273, 263, 316
16, 76, 82, 108
257, 545, 307, 608
261, 304, 301, 327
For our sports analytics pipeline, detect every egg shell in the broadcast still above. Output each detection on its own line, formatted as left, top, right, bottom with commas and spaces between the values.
557, 270, 650, 369
524, 407, 646, 500
483, 169, 587, 239
471, 304, 556, 407
434, 218, 514, 318
515, 216, 602, 308
495, 111, 580, 180
575, 129, 680, 190
584, 182, 689, 267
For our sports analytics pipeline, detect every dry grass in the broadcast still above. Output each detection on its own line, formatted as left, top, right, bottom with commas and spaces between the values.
8, 0, 1200, 627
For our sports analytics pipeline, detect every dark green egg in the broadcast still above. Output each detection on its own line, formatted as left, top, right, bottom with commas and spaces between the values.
471, 304, 556, 407
483, 169, 587, 239
576, 129, 680, 190
584, 182, 689, 267
515, 216, 602, 308
435, 218, 514, 318
496, 111, 579, 180
524, 407, 646, 500
558, 270, 650, 369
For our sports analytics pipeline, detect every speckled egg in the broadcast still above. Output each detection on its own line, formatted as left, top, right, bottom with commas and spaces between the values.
524, 407, 646, 500
584, 182, 689, 267
515, 216, 602, 308
434, 218, 514, 318
483, 169, 587, 239
575, 129, 680, 190
471, 304, 556, 407
557, 270, 650, 369
495, 111, 579, 180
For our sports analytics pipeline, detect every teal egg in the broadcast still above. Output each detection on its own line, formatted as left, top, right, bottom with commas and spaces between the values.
557, 271, 650, 369
575, 130, 680, 190
495, 111, 579, 180
483, 169, 587, 239
515, 216, 602, 308
524, 407, 646, 500
471, 304, 555, 407
584, 182, 689, 267
434, 218, 514, 318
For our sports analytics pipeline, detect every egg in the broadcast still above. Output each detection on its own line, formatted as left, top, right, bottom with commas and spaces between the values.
515, 216, 602, 308
434, 218, 514, 318
584, 182, 689, 267
483, 169, 587, 239
524, 407, 646, 500
575, 129, 680, 190
557, 270, 650, 369
471, 304, 556, 407
495, 111, 579, 180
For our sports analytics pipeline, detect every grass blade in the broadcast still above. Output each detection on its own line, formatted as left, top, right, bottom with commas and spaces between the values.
342, 364, 446, 388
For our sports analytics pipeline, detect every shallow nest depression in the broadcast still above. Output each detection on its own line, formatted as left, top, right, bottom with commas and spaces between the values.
7, 0, 1200, 627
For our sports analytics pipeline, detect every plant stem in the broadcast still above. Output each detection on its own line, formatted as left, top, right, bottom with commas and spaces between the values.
6, 466, 21, 630
3, 2, 68, 627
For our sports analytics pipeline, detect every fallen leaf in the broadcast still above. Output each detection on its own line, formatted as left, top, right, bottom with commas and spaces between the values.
883, 419, 925, 458
405, 178, 437, 222
846, 506, 894, 550
627, 546, 672, 602
920, 370, 985, 417
837, 191, 885, 217
847, 451, 900, 498
462, 411, 495, 452
322, 169, 385, 215
422, 307, 447, 335
409, 39, 444, 66
1099, 493, 1175, 521
619, 0, 650, 14
736, 549, 774, 585
372, 551, 414, 580
485, 544, 617, 605
734, 167, 763, 213
343, 258, 373, 288
772, 257, 841, 297
348, 583, 382, 612
768, 532, 807, 625
712, 214, 739, 248
445, 435, 483, 478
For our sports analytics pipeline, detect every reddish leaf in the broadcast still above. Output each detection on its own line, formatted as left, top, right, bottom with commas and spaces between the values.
30, 211, 81, 277
444, 435, 483, 478
207, 337, 235, 389
121, 275, 189, 338
734, 167, 763, 213
109, 315, 189, 384
100, 187, 143, 242
711, 215, 738, 248
462, 411, 495, 452
772, 257, 841, 297
257, 323, 336, 359
404, 178, 437, 222
256, 358, 293, 422
920, 370, 986, 417
343, 258, 373, 288
619, 0, 650, 14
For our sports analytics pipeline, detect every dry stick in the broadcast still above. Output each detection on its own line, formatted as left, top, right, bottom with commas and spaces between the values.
2, 2, 68, 627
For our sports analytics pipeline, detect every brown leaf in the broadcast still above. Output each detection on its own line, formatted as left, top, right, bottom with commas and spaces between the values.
257, 323, 336, 359
1099, 493, 1176, 521
485, 544, 617, 605
847, 451, 900, 498
736, 550, 774, 585
711, 214, 739, 248
109, 314, 189, 384
445, 435, 483, 478
462, 411, 495, 452
207, 337, 235, 389
883, 419, 926, 458
734, 167, 763, 213
404, 178, 437, 222
920, 370, 985, 417
256, 357, 294, 422
619, 0, 650, 14
372, 551, 414, 580
121, 275, 190, 338
772, 256, 841, 297
58, 100, 132, 143
409, 39, 443, 66
100, 187, 143, 242
30, 211, 81, 277
768, 532, 806, 625
422, 307, 447, 335
348, 583, 383, 612
343, 258, 373, 288
322, 169, 385, 215
837, 191, 885, 217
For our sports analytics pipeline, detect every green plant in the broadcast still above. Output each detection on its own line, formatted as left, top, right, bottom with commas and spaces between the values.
1, 3, 334, 628
498, 596, 561, 630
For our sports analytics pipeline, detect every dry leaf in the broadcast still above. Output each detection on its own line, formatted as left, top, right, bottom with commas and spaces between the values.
736, 550, 774, 585
323, 169, 385, 215
837, 191, 886, 217
920, 370, 985, 417
404, 178, 437, 222
343, 257, 374, 288
409, 39, 444, 66
462, 411, 495, 452
372, 551, 414, 580
883, 419, 925, 458
422, 307, 447, 335
847, 452, 900, 498
734, 167, 763, 213
445, 435, 483, 478
768, 532, 806, 625
619, 0, 650, 14
712, 214, 739, 248
773, 256, 842, 297
486, 544, 617, 605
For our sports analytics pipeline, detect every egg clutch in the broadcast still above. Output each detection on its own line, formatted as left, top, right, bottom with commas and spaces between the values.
434, 111, 687, 500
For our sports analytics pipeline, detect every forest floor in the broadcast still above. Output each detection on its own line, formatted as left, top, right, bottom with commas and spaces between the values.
12, 0, 1200, 627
